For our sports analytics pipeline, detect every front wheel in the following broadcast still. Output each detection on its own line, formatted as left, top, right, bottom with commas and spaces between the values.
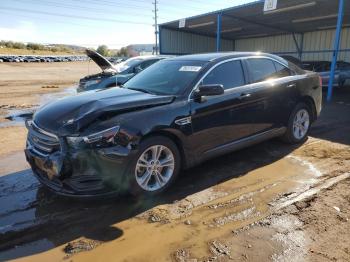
128, 136, 181, 196
282, 103, 311, 144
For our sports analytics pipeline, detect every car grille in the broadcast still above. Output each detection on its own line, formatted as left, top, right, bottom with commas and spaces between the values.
28, 122, 60, 155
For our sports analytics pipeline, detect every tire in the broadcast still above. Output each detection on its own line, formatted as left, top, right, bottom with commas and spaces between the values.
281, 103, 311, 144
127, 136, 181, 196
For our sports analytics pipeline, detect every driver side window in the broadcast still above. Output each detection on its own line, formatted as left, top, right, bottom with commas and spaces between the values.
202, 60, 245, 90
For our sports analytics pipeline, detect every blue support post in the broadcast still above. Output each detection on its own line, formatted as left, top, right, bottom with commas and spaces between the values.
327, 0, 344, 102
216, 13, 222, 52
299, 33, 304, 60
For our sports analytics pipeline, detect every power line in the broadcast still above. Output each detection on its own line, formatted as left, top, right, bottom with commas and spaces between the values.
70, 0, 210, 13
0, 7, 152, 25
69, 0, 152, 10
12, 0, 153, 18
0, 11, 99, 28
12, 0, 226, 20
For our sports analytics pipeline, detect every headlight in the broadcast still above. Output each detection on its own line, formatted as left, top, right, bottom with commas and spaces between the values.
66, 126, 120, 148
85, 79, 101, 87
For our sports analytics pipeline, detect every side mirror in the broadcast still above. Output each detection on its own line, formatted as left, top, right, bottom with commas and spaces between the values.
194, 84, 224, 100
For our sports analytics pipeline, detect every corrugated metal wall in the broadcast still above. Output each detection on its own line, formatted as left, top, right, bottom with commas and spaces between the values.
302, 28, 350, 62
160, 28, 234, 54
235, 34, 301, 54
160, 27, 350, 62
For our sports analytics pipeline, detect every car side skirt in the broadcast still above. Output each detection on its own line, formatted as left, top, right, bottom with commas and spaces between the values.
201, 127, 286, 162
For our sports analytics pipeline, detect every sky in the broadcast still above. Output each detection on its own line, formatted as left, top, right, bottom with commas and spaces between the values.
0, 0, 256, 49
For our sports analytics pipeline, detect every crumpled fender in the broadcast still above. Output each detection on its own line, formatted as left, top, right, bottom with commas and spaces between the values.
58, 96, 175, 135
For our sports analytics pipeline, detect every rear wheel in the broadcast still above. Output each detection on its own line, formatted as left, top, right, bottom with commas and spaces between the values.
128, 136, 181, 196
282, 103, 311, 144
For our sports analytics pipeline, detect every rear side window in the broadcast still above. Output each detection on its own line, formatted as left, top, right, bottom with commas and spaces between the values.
246, 58, 276, 83
274, 62, 292, 77
202, 60, 245, 90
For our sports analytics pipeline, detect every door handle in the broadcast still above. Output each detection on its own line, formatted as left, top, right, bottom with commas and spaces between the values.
287, 83, 296, 88
238, 93, 251, 99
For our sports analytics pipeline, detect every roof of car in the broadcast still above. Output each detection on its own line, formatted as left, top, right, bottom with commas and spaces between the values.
168, 52, 287, 64
129, 55, 173, 61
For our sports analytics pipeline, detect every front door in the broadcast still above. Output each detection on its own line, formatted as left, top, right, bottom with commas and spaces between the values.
189, 59, 270, 156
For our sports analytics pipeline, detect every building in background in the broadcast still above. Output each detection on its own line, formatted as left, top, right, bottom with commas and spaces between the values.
159, 0, 350, 62
127, 44, 154, 56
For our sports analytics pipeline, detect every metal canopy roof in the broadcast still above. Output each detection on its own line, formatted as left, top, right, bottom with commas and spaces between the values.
160, 0, 350, 40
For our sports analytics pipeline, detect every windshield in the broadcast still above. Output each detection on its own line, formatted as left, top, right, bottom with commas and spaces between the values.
123, 60, 207, 95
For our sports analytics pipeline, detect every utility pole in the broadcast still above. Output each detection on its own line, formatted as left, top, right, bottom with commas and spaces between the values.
152, 0, 159, 55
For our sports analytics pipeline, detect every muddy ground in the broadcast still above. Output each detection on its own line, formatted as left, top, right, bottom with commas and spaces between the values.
0, 62, 99, 158
0, 63, 349, 262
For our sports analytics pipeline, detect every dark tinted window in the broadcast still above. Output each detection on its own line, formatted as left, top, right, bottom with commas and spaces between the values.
202, 60, 245, 90
247, 58, 276, 83
274, 62, 292, 77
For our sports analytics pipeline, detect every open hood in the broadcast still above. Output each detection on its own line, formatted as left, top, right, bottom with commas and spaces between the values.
86, 49, 116, 72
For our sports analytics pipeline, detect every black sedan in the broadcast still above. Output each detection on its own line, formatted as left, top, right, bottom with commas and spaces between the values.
25, 52, 322, 198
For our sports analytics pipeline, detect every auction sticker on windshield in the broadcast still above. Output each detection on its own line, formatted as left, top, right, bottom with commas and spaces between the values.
179, 66, 202, 72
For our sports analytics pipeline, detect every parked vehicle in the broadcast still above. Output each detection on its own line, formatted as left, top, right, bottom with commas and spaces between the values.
77, 49, 168, 92
302, 60, 350, 87
0, 55, 88, 63
25, 52, 322, 198
1, 56, 11, 62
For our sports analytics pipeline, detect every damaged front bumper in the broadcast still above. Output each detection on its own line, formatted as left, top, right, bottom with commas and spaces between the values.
25, 139, 136, 198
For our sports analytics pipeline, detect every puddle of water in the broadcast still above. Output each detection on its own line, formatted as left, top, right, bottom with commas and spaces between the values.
0, 87, 77, 128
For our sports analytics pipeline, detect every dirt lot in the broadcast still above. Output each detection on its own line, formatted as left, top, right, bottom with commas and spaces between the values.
0, 63, 349, 262
0, 62, 99, 158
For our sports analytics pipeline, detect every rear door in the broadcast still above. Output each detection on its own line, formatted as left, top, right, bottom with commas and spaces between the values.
243, 57, 298, 128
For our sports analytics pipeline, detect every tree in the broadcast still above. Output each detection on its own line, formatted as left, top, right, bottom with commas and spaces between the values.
12, 42, 26, 49
117, 47, 128, 57
27, 43, 44, 50
96, 45, 109, 56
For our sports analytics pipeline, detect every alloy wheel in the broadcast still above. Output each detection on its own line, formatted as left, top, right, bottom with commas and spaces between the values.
292, 109, 310, 140
135, 145, 175, 191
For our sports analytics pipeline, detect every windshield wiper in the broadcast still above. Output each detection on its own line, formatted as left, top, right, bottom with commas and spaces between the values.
126, 87, 157, 95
